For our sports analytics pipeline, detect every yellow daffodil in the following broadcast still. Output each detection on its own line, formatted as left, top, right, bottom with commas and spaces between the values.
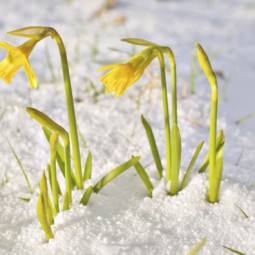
0, 39, 39, 88
99, 47, 156, 97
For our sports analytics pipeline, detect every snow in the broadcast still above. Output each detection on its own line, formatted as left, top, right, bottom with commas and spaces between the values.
0, 0, 255, 254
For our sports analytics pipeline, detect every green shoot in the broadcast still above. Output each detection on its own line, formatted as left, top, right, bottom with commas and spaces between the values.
196, 42, 225, 203
43, 127, 76, 188
83, 151, 92, 181
169, 123, 181, 195
235, 150, 244, 166
235, 111, 255, 124
93, 156, 140, 193
37, 171, 54, 240
47, 164, 62, 196
222, 246, 246, 255
198, 130, 224, 173
133, 160, 154, 197
26, 107, 72, 207
18, 197, 31, 202
234, 204, 249, 219
80, 186, 93, 206
7, 138, 33, 194
181, 141, 204, 190
188, 237, 207, 255
141, 115, 163, 178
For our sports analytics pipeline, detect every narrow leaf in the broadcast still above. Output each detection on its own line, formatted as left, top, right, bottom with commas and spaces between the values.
169, 123, 182, 195
43, 127, 76, 188
121, 38, 158, 47
188, 237, 207, 255
47, 164, 62, 196
37, 194, 54, 240
222, 246, 246, 255
198, 130, 224, 173
234, 204, 249, 219
181, 141, 204, 190
18, 197, 31, 202
133, 160, 153, 197
83, 151, 92, 181
141, 115, 163, 178
7, 138, 33, 194
39, 172, 54, 225
80, 186, 93, 205
93, 156, 141, 193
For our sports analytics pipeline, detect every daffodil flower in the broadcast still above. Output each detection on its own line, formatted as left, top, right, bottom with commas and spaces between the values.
0, 39, 39, 88
99, 47, 155, 97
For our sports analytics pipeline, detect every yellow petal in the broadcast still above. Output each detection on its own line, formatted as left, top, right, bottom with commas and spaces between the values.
23, 59, 38, 89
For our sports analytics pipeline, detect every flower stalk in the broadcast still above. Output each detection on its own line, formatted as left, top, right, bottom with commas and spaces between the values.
196, 42, 224, 203
6, 26, 83, 189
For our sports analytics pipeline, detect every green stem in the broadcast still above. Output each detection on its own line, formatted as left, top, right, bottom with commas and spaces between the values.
50, 133, 59, 215
52, 29, 83, 189
208, 85, 218, 203
155, 49, 172, 183
64, 142, 72, 205
163, 47, 177, 125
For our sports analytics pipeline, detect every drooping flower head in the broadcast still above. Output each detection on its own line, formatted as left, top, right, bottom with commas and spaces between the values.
0, 39, 39, 88
99, 47, 156, 97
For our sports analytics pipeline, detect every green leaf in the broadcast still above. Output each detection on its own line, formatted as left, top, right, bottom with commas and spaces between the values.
222, 246, 246, 255
47, 164, 62, 196
62, 191, 71, 211
39, 172, 54, 225
43, 127, 76, 188
133, 160, 153, 197
7, 138, 33, 194
26, 107, 69, 145
80, 186, 93, 205
93, 156, 141, 193
141, 115, 163, 178
18, 197, 31, 202
83, 151, 92, 181
198, 130, 224, 173
234, 204, 249, 219
169, 123, 182, 195
121, 38, 158, 47
37, 194, 54, 240
180, 141, 204, 190
188, 237, 207, 255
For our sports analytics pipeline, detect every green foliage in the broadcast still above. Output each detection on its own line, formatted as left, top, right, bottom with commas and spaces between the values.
223, 246, 246, 255
7, 138, 33, 194
188, 237, 207, 255
93, 156, 141, 193
141, 115, 163, 178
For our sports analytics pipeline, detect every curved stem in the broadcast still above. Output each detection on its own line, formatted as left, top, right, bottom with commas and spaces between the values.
154, 49, 172, 183
163, 47, 177, 125
51, 29, 83, 189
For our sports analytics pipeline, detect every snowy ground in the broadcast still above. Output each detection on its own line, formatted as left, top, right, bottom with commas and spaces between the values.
0, 0, 255, 254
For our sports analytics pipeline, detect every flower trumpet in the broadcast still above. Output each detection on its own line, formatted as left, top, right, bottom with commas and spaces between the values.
0, 39, 39, 88
99, 47, 155, 97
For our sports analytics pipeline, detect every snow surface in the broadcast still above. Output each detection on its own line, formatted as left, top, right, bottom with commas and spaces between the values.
0, 0, 255, 254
